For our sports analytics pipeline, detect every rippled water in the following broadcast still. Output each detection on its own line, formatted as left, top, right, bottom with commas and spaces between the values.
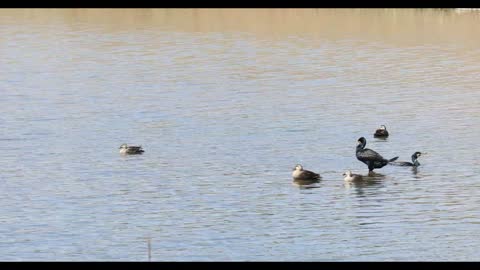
1, 9, 480, 261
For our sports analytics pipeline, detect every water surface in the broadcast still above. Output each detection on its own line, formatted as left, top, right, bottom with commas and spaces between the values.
1, 9, 480, 261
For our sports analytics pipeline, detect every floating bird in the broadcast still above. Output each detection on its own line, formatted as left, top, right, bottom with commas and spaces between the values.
356, 137, 398, 172
342, 170, 363, 182
391, 152, 422, 167
374, 125, 389, 138
292, 164, 321, 184
119, 144, 144, 155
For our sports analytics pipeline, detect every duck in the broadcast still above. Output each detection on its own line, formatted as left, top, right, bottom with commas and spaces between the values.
391, 152, 422, 167
356, 137, 398, 172
119, 144, 145, 155
374, 125, 389, 138
292, 164, 321, 184
342, 170, 363, 182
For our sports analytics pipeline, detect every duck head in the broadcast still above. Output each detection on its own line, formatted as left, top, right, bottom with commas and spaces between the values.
357, 137, 366, 149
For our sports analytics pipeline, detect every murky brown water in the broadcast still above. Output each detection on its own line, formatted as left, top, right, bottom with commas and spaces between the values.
1, 9, 480, 261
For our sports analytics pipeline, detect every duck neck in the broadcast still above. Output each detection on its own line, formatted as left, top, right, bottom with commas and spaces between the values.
412, 156, 420, 166
292, 169, 302, 178
356, 143, 365, 152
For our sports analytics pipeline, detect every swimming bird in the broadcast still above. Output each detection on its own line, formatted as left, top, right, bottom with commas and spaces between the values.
374, 125, 389, 138
292, 164, 321, 183
119, 144, 144, 155
342, 170, 363, 182
391, 152, 422, 167
356, 137, 398, 172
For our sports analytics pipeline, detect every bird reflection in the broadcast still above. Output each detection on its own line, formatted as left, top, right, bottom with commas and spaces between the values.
292, 179, 321, 189
344, 172, 386, 197
411, 166, 425, 179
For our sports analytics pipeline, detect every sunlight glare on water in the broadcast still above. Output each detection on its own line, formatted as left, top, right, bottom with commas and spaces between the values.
1, 9, 480, 261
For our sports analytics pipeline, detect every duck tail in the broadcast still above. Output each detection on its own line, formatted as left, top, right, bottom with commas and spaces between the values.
388, 156, 399, 162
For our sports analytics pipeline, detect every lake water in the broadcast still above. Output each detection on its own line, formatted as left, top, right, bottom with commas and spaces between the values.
1, 8, 480, 261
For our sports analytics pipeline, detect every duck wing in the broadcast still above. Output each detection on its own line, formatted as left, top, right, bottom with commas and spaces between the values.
390, 161, 414, 166
374, 130, 389, 136
126, 146, 144, 153
352, 174, 363, 181
356, 148, 386, 161
299, 170, 320, 180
